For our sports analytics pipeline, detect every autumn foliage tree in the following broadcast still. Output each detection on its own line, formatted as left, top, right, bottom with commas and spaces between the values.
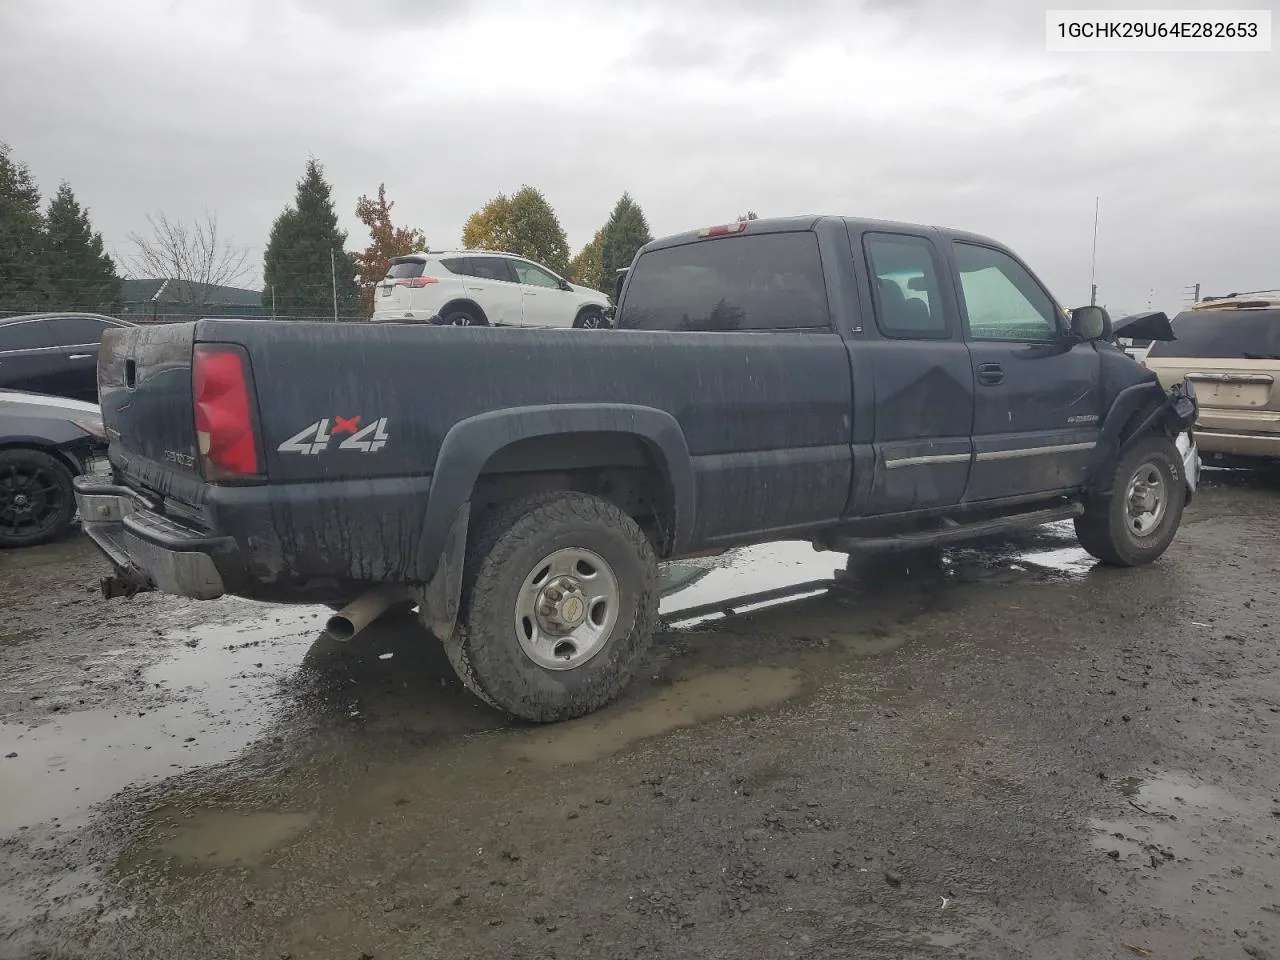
351, 184, 426, 316
566, 228, 604, 291
462, 186, 569, 275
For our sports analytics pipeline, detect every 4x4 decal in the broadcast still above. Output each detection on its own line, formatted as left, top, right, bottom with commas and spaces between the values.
277, 416, 390, 455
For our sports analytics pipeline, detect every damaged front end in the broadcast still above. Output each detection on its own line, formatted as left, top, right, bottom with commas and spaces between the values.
1127, 378, 1200, 498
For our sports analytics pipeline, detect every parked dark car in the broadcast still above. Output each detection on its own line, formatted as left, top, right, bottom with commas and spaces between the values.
75, 215, 1198, 722
0, 313, 135, 402
1, 390, 107, 547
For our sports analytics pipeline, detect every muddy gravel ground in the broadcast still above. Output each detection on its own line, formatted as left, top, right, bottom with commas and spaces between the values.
2, 471, 1280, 960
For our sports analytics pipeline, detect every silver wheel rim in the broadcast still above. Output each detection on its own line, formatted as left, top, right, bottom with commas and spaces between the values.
1125, 460, 1167, 537
582, 312, 602, 329
514, 547, 619, 671
451, 314, 472, 326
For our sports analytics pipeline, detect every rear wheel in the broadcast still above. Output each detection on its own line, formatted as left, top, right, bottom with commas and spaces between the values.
0, 449, 76, 548
441, 306, 485, 327
1075, 435, 1185, 567
440, 491, 657, 722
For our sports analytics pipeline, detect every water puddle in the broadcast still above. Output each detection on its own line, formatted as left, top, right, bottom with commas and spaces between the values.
514, 665, 803, 764
660, 541, 840, 625
152, 809, 316, 866
0, 605, 323, 836
1088, 771, 1263, 909
702, 592, 910, 657
1015, 545, 1094, 575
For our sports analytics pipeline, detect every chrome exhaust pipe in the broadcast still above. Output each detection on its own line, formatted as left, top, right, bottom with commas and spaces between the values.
325, 585, 411, 641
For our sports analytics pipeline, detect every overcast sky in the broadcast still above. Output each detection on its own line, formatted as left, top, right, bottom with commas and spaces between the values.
1, 0, 1275, 314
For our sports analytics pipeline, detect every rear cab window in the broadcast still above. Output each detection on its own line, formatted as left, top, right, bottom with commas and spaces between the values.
1147, 310, 1280, 360
617, 231, 830, 332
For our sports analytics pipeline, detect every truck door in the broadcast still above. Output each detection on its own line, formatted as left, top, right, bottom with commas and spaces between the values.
856, 231, 974, 514
949, 240, 1101, 502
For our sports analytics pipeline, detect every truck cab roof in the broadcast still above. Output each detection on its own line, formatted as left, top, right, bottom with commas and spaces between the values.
640, 215, 1007, 255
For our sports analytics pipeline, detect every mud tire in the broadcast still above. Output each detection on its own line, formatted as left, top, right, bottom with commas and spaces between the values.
1075, 434, 1185, 567
441, 491, 657, 723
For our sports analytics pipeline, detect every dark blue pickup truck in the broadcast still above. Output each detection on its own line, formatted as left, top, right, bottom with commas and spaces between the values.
74, 216, 1198, 722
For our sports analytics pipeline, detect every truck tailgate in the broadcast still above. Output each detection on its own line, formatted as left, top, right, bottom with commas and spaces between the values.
98, 321, 205, 501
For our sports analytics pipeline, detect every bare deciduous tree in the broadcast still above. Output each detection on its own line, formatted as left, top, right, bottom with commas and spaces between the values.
125, 211, 251, 307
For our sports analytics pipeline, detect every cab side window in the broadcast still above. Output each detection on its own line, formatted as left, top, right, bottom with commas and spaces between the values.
954, 243, 1059, 341
863, 234, 948, 339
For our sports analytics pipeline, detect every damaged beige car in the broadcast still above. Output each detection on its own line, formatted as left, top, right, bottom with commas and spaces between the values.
1143, 291, 1280, 466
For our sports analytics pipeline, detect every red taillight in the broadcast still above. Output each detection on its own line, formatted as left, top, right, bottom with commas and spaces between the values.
393, 276, 439, 288
192, 344, 259, 478
697, 222, 749, 238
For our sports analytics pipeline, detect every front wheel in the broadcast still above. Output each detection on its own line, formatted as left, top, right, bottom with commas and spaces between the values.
440, 491, 658, 722
574, 307, 609, 329
1075, 435, 1185, 567
0, 449, 76, 548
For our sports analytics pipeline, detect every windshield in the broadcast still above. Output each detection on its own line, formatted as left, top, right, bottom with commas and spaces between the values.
1147, 309, 1280, 360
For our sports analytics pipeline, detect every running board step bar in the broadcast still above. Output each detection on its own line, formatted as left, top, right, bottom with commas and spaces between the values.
821, 503, 1084, 554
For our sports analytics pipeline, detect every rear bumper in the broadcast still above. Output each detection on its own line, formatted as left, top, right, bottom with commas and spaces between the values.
1194, 428, 1280, 460
73, 468, 443, 602
73, 475, 238, 600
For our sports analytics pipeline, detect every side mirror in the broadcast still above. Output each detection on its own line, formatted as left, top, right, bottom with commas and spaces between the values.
558, 278, 573, 292
1070, 305, 1111, 342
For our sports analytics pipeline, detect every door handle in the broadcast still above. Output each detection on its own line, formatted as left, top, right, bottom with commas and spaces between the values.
69, 354, 94, 360
977, 363, 1004, 385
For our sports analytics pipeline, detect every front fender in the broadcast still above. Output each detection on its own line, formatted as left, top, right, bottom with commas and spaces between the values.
1087, 380, 1197, 498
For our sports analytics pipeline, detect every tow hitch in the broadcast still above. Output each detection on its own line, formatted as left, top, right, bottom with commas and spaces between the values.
100, 568, 154, 600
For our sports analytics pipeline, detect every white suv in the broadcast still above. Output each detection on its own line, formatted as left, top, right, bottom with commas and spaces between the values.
371, 251, 611, 328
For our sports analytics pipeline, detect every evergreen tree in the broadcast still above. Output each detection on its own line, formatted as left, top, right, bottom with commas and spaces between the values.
45, 182, 120, 310
262, 158, 358, 318
0, 142, 50, 312
597, 193, 652, 292
461, 186, 569, 275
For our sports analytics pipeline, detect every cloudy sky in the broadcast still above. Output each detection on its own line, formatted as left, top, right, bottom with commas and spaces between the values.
1, 0, 1275, 314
